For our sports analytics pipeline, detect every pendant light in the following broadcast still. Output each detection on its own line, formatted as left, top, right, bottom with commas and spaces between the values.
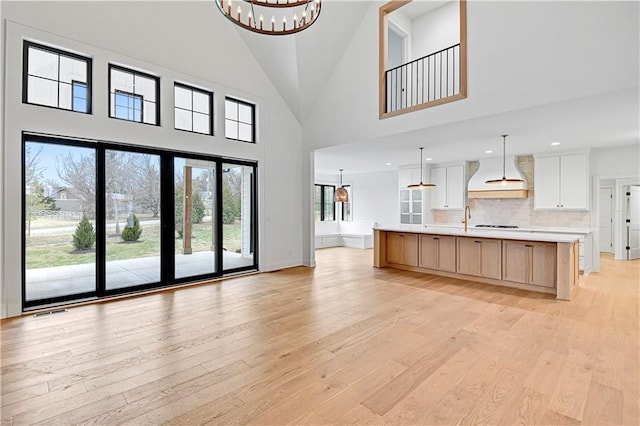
335, 169, 349, 202
408, 147, 436, 188
485, 134, 524, 185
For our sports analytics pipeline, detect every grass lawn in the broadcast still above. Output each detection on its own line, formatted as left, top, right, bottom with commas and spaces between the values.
26, 220, 243, 269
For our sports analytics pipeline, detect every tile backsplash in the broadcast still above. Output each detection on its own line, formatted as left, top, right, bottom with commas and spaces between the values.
433, 156, 592, 228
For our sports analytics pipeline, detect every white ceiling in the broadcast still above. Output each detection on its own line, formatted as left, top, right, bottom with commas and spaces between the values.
314, 88, 639, 174
235, 1, 371, 123
397, 0, 450, 21
227, 0, 639, 175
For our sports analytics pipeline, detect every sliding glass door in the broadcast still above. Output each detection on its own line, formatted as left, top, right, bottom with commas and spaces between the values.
24, 141, 97, 302
222, 163, 255, 271
23, 135, 258, 310
174, 157, 217, 279
105, 150, 161, 290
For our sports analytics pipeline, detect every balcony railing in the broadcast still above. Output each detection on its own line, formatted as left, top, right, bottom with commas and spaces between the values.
385, 43, 461, 114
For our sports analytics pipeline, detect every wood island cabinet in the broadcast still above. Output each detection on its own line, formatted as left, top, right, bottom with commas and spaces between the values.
419, 235, 456, 272
386, 232, 418, 267
456, 237, 502, 279
373, 229, 578, 300
503, 240, 557, 288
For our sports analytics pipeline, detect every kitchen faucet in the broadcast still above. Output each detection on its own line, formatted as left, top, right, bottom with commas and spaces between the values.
463, 205, 471, 232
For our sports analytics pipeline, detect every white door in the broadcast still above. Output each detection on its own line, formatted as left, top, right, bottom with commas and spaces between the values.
627, 186, 640, 260
599, 187, 613, 253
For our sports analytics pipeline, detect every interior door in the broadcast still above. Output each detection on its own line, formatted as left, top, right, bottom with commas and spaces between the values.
599, 187, 613, 253
626, 186, 640, 260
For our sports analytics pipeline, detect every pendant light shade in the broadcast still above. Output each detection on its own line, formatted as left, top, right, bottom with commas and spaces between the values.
335, 169, 349, 202
485, 135, 525, 185
408, 147, 436, 188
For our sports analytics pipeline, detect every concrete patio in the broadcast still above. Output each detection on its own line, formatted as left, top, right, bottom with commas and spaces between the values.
25, 250, 255, 301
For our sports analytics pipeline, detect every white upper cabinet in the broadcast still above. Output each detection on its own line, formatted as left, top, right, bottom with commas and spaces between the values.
430, 165, 464, 209
534, 152, 589, 210
398, 167, 422, 188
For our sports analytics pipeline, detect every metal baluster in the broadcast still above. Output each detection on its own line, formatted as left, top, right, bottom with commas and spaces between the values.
446, 48, 449, 97
453, 45, 457, 95
427, 55, 430, 102
439, 51, 442, 100
421, 58, 424, 104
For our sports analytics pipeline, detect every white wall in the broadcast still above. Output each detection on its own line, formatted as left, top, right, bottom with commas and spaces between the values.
1, 2, 303, 317
0, 4, 6, 318
312, 169, 398, 238
589, 143, 640, 261
304, 1, 639, 150
411, 2, 459, 61
345, 170, 398, 227
590, 144, 640, 178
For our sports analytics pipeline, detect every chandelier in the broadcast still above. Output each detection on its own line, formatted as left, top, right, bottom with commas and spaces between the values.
215, 0, 322, 35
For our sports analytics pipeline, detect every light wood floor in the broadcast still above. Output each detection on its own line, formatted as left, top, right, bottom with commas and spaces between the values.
1, 249, 638, 425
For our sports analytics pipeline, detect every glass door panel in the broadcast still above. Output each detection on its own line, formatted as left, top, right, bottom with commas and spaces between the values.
24, 141, 97, 301
105, 150, 161, 290
222, 163, 255, 271
175, 158, 216, 278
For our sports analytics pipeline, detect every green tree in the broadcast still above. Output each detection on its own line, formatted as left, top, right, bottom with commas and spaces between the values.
192, 193, 206, 224
72, 213, 96, 251
121, 213, 142, 241
175, 185, 207, 232
222, 179, 240, 224
25, 181, 57, 236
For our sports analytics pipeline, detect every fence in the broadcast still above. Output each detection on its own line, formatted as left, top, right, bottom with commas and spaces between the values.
33, 210, 83, 220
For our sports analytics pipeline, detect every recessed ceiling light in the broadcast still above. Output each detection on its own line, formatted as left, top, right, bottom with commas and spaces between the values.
425, 158, 432, 161
550, 142, 561, 146
485, 150, 493, 154
385, 162, 392, 166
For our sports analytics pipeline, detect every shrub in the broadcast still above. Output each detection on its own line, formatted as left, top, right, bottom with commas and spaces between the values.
72, 213, 96, 251
192, 193, 206, 224
121, 213, 142, 241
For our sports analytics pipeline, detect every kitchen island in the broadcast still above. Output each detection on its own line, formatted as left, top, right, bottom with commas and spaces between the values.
373, 226, 580, 300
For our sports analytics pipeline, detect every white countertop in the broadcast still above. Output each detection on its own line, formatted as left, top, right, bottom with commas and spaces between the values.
422, 224, 592, 234
374, 225, 582, 243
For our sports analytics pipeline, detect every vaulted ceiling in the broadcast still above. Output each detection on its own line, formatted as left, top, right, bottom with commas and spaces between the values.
211, 1, 639, 174
235, 1, 372, 123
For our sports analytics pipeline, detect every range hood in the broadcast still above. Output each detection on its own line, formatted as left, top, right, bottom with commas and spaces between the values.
467, 156, 528, 199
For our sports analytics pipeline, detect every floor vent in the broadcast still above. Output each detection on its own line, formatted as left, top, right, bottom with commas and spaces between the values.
33, 309, 68, 317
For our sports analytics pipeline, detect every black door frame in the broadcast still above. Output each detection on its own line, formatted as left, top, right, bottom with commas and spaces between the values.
22, 132, 258, 310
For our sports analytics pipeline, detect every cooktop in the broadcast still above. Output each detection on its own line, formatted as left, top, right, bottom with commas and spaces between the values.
475, 224, 519, 229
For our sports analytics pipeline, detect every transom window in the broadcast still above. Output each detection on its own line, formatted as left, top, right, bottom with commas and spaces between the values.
109, 64, 159, 125
23, 41, 91, 113
314, 184, 335, 222
225, 97, 255, 143
174, 83, 214, 135
114, 90, 142, 122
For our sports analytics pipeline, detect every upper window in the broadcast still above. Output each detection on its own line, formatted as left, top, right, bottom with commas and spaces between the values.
174, 83, 214, 135
109, 64, 159, 125
23, 41, 91, 113
225, 97, 255, 143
